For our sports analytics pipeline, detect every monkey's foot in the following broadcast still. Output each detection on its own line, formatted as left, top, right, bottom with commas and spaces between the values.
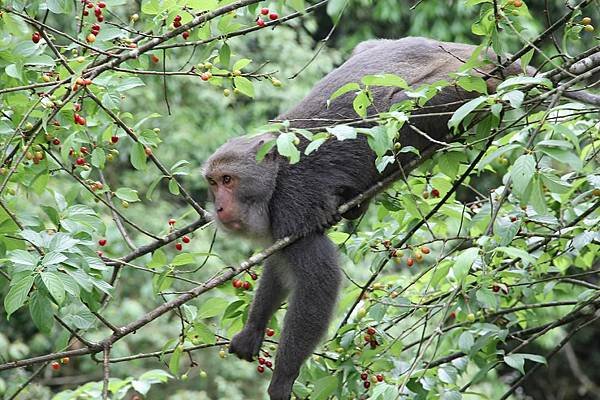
229, 328, 263, 361
318, 212, 342, 232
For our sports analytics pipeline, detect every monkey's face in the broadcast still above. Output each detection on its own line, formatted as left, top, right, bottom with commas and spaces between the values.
205, 172, 243, 231
203, 134, 278, 240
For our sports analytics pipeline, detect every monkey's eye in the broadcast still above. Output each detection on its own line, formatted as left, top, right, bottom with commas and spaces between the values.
222, 175, 232, 185
207, 178, 217, 186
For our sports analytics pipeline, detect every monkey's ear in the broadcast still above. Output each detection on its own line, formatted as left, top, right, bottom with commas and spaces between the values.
254, 138, 277, 162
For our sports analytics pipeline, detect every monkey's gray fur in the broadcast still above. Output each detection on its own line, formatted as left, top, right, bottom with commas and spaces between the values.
204, 37, 528, 400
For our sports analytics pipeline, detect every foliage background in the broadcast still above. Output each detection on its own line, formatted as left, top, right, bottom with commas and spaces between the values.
0, 0, 598, 399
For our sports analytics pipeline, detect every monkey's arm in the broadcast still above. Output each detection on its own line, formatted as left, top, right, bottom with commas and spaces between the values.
268, 234, 341, 400
229, 258, 290, 361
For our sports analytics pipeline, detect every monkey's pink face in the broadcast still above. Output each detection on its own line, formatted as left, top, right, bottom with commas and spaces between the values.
205, 173, 243, 231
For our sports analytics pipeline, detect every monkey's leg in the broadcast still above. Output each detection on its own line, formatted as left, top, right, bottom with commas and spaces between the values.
268, 235, 341, 400
229, 257, 289, 362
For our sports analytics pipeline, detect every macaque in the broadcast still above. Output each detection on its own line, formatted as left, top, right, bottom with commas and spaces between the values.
203, 37, 527, 400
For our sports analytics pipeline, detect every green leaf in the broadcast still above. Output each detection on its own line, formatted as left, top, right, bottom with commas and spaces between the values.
458, 331, 474, 353
169, 345, 183, 375
91, 148, 106, 169
197, 297, 228, 319
130, 142, 148, 170
30, 291, 54, 333
311, 375, 338, 400
457, 75, 487, 94
352, 91, 371, 118
361, 74, 408, 88
510, 154, 535, 197
495, 246, 537, 266
219, 43, 231, 67
187, 0, 218, 11
168, 178, 180, 195
453, 247, 478, 282
115, 187, 140, 202
448, 96, 487, 129
305, 138, 327, 155
326, 125, 356, 141
233, 76, 254, 98
256, 139, 276, 161
148, 249, 167, 269
41, 272, 66, 305
502, 90, 524, 108
329, 82, 360, 102
171, 253, 194, 267
232, 58, 252, 71
497, 76, 552, 91
276, 132, 301, 164
5, 275, 34, 317
192, 322, 216, 344
328, 231, 350, 244
504, 354, 525, 374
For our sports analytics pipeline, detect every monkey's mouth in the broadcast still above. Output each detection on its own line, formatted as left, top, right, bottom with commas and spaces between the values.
218, 218, 243, 232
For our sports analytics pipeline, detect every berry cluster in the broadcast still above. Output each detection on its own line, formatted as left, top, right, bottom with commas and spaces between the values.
359, 369, 384, 389
167, 219, 192, 250
82, 0, 106, 22
232, 279, 252, 290
50, 357, 70, 372
256, 7, 278, 27
256, 349, 274, 373
363, 326, 379, 349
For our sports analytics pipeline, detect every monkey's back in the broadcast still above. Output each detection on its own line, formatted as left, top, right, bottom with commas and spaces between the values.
270, 37, 507, 238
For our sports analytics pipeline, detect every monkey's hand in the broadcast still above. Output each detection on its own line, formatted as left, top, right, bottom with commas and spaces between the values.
229, 327, 263, 362
317, 211, 342, 233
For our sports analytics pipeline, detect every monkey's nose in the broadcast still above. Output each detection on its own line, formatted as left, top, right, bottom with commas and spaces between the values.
216, 207, 224, 213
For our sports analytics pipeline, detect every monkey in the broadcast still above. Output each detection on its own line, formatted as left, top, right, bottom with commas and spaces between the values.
203, 37, 536, 400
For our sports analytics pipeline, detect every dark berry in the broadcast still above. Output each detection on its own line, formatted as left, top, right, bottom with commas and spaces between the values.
98, 238, 107, 246
266, 328, 275, 337
182, 235, 190, 243
32, 32, 41, 43
175, 242, 183, 251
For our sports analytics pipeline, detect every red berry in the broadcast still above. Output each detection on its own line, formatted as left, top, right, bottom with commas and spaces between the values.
360, 372, 368, 381
431, 188, 440, 198
266, 328, 275, 337
73, 103, 81, 112
94, 7, 102, 17
510, 216, 518, 222
144, 147, 152, 156
258, 357, 266, 365
232, 279, 242, 289
60, 357, 70, 365
367, 327, 376, 335
363, 381, 370, 389
51, 361, 61, 371
87, 2, 94, 8
265, 360, 272, 368
449, 311, 456, 319
151, 54, 160, 63
76, 157, 85, 165
256, 18, 266, 27
173, 20, 182, 28
168, 218, 176, 225
96, 250, 103, 257
175, 242, 183, 251
260, 7, 269, 15
407, 257, 414, 267
257, 365, 265, 373
200, 72, 212, 81
32, 32, 41, 43
98, 1, 106, 8
78, 116, 86, 126
52, 138, 61, 145
421, 246, 430, 254
376, 374, 384, 382
110, 135, 119, 144
91, 23, 101, 31
250, 272, 258, 280
182, 31, 190, 40
492, 284, 500, 293
83, 10, 89, 15
96, 15, 104, 22
242, 281, 251, 290
269, 12, 278, 20
98, 238, 107, 246
182, 235, 190, 243
174, 14, 182, 21
80, 146, 89, 154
